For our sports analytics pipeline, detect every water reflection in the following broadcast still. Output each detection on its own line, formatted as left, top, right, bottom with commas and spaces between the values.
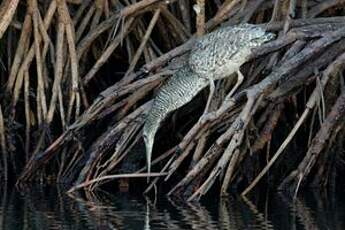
0, 185, 344, 229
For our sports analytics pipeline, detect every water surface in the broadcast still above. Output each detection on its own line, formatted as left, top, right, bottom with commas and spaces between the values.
0, 185, 344, 229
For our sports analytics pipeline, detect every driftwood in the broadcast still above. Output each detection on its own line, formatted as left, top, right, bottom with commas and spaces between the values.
0, 0, 344, 201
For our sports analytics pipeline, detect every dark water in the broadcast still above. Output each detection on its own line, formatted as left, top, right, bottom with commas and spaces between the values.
0, 185, 344, 230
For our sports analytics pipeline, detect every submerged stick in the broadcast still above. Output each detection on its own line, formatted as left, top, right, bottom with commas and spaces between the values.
68, 172, 168, 193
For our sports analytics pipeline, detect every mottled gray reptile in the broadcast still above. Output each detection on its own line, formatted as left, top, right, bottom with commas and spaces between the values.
143, 24, 275, 175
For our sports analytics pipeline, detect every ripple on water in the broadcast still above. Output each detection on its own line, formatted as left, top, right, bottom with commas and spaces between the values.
0, 186, 344, 230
